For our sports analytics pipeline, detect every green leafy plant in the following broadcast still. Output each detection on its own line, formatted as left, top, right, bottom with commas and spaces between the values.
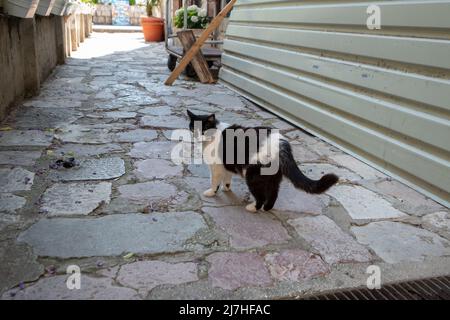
145, 0, 160, 17
174, 5, 208, 29
129, 0, 136, 5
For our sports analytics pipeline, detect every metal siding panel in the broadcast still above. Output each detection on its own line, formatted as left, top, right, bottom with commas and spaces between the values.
220, 0, 450, 206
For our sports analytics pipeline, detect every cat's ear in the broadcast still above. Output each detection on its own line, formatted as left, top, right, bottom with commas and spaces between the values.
207, 114, 215, 123
187, 109, 195, 119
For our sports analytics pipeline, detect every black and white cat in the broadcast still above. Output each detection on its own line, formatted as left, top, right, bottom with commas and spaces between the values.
187, 110, 339, 212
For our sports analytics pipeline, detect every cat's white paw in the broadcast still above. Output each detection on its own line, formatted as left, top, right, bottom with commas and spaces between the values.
222, 183, 232, 192
203, 188, 217, 197
245, 202, 258, 213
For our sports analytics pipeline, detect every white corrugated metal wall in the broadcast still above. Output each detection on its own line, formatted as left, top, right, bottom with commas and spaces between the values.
219, 0, 450, 207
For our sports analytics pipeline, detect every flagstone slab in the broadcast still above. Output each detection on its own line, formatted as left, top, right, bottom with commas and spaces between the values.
0, 242, 44, 294
422, 212, 450, 240
330, 154, 387, 180
55, 125, 113, 144
18, 212, 207, 258
203, 206, 290, 249
134, 159, 183, 180
52, 143, 124, 157
40, 182, 112, 216
0, 151, 42, 166
5, 107, 82, 129
0, 130, 53, 147
114, 129, 158, 143
264, 249, 330, 282
300, 163, 361, 182
0, 168, 34, 192
117, 261, 198, 296
327, 185, 406, 220
138, 106, 172, 116
3, 275, 139, 300
129, 141, 177, 159
207, 252, 272, 290
140, 115, 187, 129
104, 111, 137, 119
288, 215, 372, 265
369, 180, 445, 216
352, 221, 450, 263
199, 93, 245, 110
49, 157, 125, 182
273, 182, 329, 215
290, 144, 322, 163
0, 193, 26, 214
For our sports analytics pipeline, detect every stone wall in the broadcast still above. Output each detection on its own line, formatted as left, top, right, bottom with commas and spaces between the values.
93, 4, 113, 25
93, 4, 146, 26
0, 14, 93, 122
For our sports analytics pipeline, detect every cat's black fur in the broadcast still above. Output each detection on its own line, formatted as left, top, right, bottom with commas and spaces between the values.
187, 110, 339, 211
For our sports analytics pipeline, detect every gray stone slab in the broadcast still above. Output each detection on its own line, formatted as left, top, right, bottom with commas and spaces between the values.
18, 212, 207, 258
128, 141, 177, 159
5, 107, 82, 129
116, 261, 198, 296
207, 252, 272, 290
330, 154, 387, 180
140, 115, 187, 129
198, 93, 245, 110
0, 242, 44, 294
264, 249, 330, 282
52, 143, 124, 157
422, 211, 450, 240
288, 215, 372, 265
138, 106, 172, 116
327, 185, 407, 220
272, 182, 329, 215
0, 130, 53, 147
41, 182, 112, 216
203, 206, 290, 249
49, 157, 125, 182
3, 275, 139, 300
0, 168, 34, 192
104, 111, 137, 119
0, 151, 42, 166
134, 159, 183, 180
55, 124, 114, 144
352, 221, 450, 263
114, 129, 158, 143
0, 193, 26, 214
369, 180, 445, 216
290, 144, 321, 163
300, 163, 361, 182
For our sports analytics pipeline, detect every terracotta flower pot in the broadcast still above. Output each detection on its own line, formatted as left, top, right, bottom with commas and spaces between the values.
140, 16, 164, 42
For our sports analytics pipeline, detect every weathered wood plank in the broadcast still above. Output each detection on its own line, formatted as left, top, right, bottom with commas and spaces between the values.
164, 0, 236, 85
177, 30, 214, 83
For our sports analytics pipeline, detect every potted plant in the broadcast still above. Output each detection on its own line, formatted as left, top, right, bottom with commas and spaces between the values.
174, 5, 208, 30
140, 0, 164, 42
51, 0, 68, 15
36, 0, 55, 16
173, 5, 209, 42
3, 0, 40, 18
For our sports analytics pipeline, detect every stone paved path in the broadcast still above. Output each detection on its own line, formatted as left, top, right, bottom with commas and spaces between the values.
1, 33, 449, 299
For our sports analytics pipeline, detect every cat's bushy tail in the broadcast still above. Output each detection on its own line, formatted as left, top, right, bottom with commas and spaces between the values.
279, 140, 338, 194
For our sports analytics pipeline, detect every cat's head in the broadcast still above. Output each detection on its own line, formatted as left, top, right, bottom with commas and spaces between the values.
187, 110, 217, 137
